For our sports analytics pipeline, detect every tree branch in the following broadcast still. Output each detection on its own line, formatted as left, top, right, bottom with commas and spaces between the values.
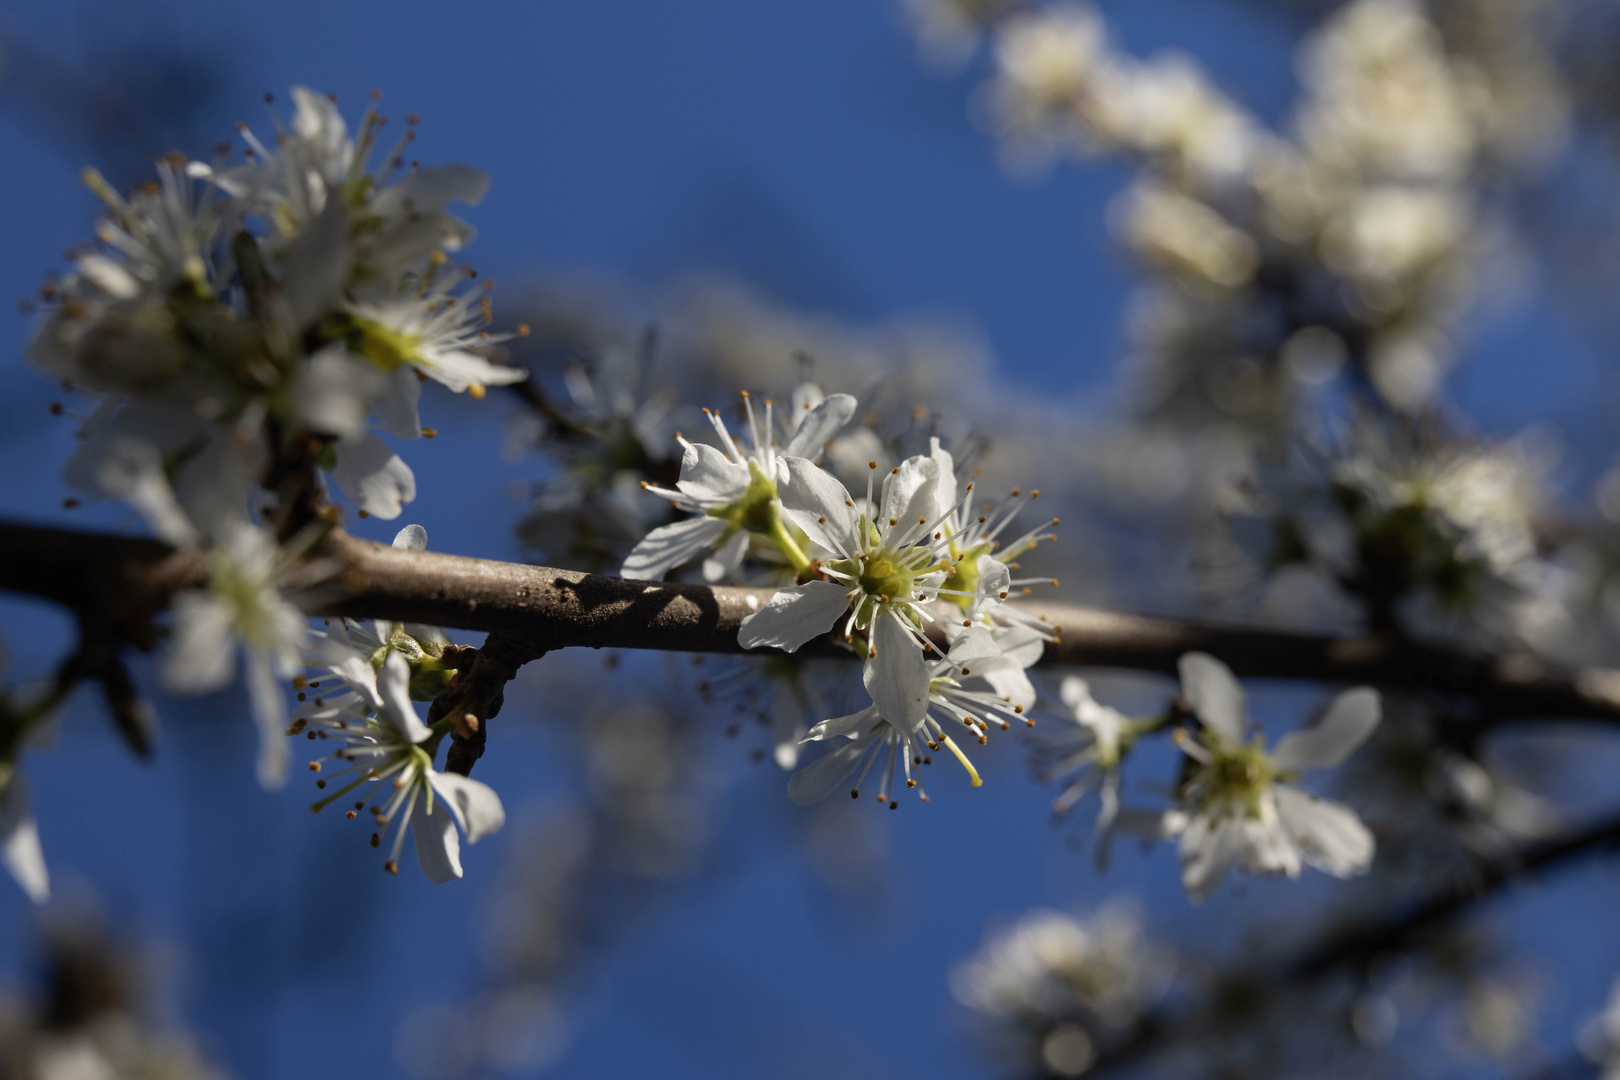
3, 518, 1620, 722
1078, 809, 1620, 1077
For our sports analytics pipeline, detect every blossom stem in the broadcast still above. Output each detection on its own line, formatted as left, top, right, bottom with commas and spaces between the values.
766, 517, 813, 575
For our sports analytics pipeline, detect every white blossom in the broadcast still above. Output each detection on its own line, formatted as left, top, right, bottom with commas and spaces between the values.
739, 451, 1025, 734
622, 389, 856, 582
294, 691, 504, 881
951, 903, 1172, 1076
1164, 652, 1380, 900
787, 627, 1033, 805
1035, 677, 1136, 867
1580, 975, 1620, 1080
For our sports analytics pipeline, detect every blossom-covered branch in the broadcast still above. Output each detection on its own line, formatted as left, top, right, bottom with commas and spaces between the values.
5, 517, 1620, 724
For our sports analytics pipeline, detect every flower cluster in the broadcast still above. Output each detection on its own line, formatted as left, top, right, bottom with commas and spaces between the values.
1236, 416, 1562, 649
12, 87, 524, 896
616, 393, 1061, 800
967, 0, 1564, 429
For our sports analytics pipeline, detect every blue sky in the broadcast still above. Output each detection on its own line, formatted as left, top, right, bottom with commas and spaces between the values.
1, 1, 1616, 1077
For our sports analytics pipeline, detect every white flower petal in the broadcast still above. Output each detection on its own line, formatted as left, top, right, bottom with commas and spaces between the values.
981, 664, 1037, 712
1178, 652, 1247, 742
620, 516, 729, 581
1273, 688, 1381, 771
0, 779, 49, 905
788, 735, 876, 806
738, 580, 852, 653
410, 791, 463, 883
880, 454, 940, 529
864, 613, 930, 735
428, 770, 506, 843
174, 435, 263, 542
375, 367, 423, 439
928, 437, 958, 520
701, 529, 750, 584
246, 652, 290, 789
329, 433, 417, 520
946, 626, 1001, 664
1061, 675, 1092, 710
777, 455, 859, 557
781, 392, 857, 459
371, 164, 490, 217
295, 345, 384, 439
93, 437, 199, 547
281, 199, 352, 328
1275, 786, 1375, 877
319, 626, 381, 707
1179, 812, 1246, 902
676, 443, 750, 504
163, 593, 237, 693
418, 348, 525, 392
804, 704, 882, 742
974, 554, 1011, 602
380, 651, 432, 744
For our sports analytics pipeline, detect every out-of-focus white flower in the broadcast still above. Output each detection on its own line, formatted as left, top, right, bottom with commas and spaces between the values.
194, 86, 489, 279
1164, 652, 1380, 900
328, 432, 417, 520
1580, 975, 1620, 1079
1320, 185, 1468, 291
1036, 677, 1136, 866
1115, 182, 1259, 288
989, 3, 1113, 163
1297, 0, 1480, 182
622, 389, 855, 582
1112, 55, 1266, 182
163, 521, 307, 789
951, 903, 1172, 1076
0, 774, 48, 905
903, 0, 1017, 69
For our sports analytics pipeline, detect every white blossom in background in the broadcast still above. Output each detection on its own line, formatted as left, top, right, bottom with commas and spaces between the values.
951, 903, 1173, 1077
1580, 976, 1620, 1080
1034, 677, 1138, 867
622, 387, 855, 582
903, 0, 1015, 69
1165, 652, 1380, 900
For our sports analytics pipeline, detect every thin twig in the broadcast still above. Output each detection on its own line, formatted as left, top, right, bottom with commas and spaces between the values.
1079, 809, 1620, 1076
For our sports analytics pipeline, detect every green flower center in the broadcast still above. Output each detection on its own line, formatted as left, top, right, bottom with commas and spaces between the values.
705, 460, 782, 537
940, 540, 993, 613
1198, 736, 1288, 819
333, 314, 422, 373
